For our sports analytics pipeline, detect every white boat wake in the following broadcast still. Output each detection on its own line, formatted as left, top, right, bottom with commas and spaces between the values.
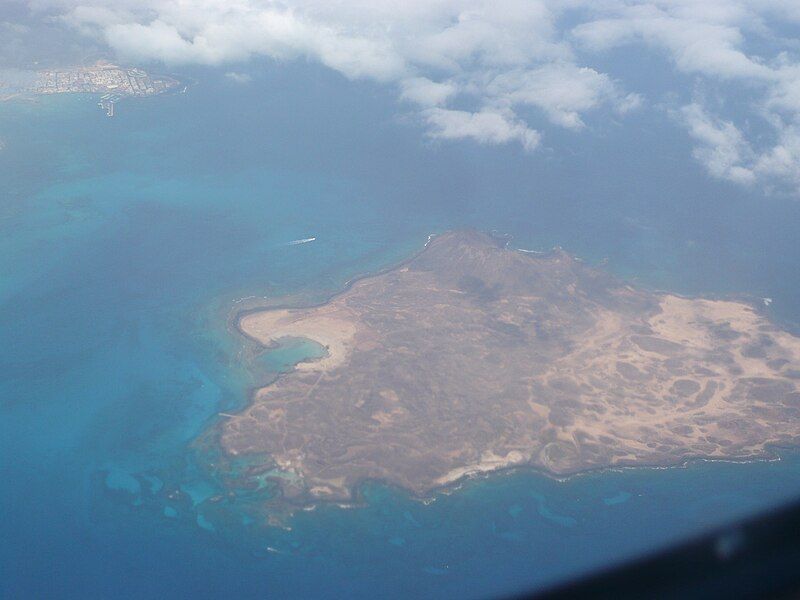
287, 237, 316, 245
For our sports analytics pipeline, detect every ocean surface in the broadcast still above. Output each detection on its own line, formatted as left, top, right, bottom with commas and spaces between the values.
2, 64, 800, 599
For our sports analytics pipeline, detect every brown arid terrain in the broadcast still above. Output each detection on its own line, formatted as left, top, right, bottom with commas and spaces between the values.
221, 230, 800, 505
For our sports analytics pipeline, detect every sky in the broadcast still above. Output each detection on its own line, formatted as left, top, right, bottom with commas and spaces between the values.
4, 0, 800, 196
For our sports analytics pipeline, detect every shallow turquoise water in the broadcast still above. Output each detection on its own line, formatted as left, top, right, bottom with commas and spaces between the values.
256, 338, 328, 374
2, 65, 800, 598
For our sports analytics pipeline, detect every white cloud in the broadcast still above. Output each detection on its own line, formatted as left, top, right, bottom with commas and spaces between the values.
573, 5, 773, 81
680, 103, 755, 184
485, 63, 639, 129
753, 125, 800, 187
423, 107, 541, 150
225, 71, 252, 84
680, 102, 800, 191
39, 0, 634, 153
11, 0, 800, 193
571, 1, 800, 193
400, 77, 456, 107
61, 5, 132, 30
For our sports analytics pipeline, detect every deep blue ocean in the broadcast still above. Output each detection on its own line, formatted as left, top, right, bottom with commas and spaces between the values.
2, 65, 800, 599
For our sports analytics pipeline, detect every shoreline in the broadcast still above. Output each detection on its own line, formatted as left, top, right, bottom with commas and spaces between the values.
214, 229, 800, 512
230, 229, 798, 339
250, 446, 797, 517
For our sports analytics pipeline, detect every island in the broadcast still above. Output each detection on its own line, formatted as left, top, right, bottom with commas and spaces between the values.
0, 61, 180, 112
33, 61, 178, 97
221, 230, 800, 506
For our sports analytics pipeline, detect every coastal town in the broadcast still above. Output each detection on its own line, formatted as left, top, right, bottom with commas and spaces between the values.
0, 61, 181, 116
36, 62, 180, 116
34, 62, 178, 97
